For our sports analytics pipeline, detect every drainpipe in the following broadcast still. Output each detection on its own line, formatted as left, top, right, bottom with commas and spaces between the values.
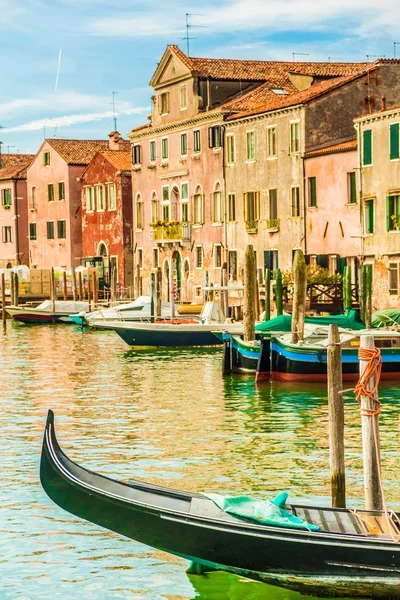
302, 152, 307, 256
221, 125, 228, 264
355, 121, 364, 262
14, 179, 20, 265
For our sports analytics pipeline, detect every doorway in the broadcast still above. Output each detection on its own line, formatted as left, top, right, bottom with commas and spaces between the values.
172, 251, 182, 301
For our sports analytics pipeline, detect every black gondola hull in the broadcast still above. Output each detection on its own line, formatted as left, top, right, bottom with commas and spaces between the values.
40, 411, 400, 598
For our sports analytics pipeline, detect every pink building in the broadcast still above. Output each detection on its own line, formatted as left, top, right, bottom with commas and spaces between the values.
81, 132, 133, 288
305, 140, 361, 280
27, 138, 109, 269
0, 153, 35, 268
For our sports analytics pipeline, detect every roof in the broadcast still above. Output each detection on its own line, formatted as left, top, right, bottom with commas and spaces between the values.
168, 45, 370, 81
305, 139, 358, 158
0, 154, 35, 181
354, 102, 400, 122
99, 150, 132, 172
45, 139, 111, 165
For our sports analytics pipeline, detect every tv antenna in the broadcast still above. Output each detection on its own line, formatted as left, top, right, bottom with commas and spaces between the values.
394, 42, 400, 58
328, 56, 343, 62
111, 92, 118, 131
292, 52, 309, 62
366, 54, 385, 62
183, 13, 205, 56
7, 145, 16, 154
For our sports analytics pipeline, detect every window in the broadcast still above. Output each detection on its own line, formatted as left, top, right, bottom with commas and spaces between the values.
162, 205, 170, 221
57, 220, 66, 239
308, 177, 317, 207
29, 223, 37, 241
86, 187, 94, 212
137, 248, 143, 268
348, 172, 357, 204
136, 198, 144, 230
153, 248, 159, 268
193, 192, 204, 225
160, 92, 169, 115
208, 125, 222, 149
228, 193, 236, 221
1, 188, 11, 207
107, 184, 116, 210
195, 245, 203, 269
363, 129, 372, 166
57, 181, 65, 201
364, 199, 374, 234
226, 135, 235, 163
31, 186, 36, 209
180, 133, 187, 156
132, 144, 141, 165
213, 244, 222, 268
267, 126, 277, 158
180, 86, 187, 110
246, 131, 255, 160
151, 194, 158, 223
228, 250, 238, 279
290, 122, 300, 153
96, 185, 105, 211
46, 221, 54, 239
2, 226, 12, 243
388, 263, 400, 295
43, 152, 50, 166
161, 137, 168, 160
269, 189, 278, 220
390, 123, 400, 160
193, 130, 201, 153
244, 191, 260, 222
181, 183, 189, 222
291, 186, 301, 217
212, 189, 222, 223
386, 195, 400, 231
149, 140, 156, 162
264, 250, 279, 271
47, 183, 54, 202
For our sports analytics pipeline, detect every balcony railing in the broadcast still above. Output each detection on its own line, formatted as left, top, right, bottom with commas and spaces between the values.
245, 219, 258, 233
265, 218, 280, 232
151, 222, 191, 243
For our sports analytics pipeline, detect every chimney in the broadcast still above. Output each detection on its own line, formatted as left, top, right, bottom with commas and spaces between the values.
381, 95, 387, 111
108, 131, 125, 151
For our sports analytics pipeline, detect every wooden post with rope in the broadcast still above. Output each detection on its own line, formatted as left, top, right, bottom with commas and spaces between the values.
87, 272, 92, 313
327, 324, 346, 508
291, 249, 306, 344
359, 335, 383, 511
244, 244, 256, 342
275, 269, 283, 317
50, 267, 56, 314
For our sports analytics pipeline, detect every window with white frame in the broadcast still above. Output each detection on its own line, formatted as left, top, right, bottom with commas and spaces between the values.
162, 185, 169, 221
246, 131, 255, 160
137, 248, 143, 267
2, 226, 12, 243
151, 192, 158, 223
212, 185, 222, 223
208, 125, 222, 149
149, 140, 156, 162
290, 122, 300, 153
161, 137, 168, 160
213, 244, 222, 268
107, 183, 116, 210
86, 186, 94, 212
243, 191, 259, 222
1, 188, 11, 207
228, 193, 236, 221
291, 186, 301, 217
228, 250, 238, 279
96, 185, 105, 211
193, 188, 204, 225
180, 133, 187, 156
136, 194, 144, 230
152, 248, 159, 269
193, 129, 201, 153
132, 144, 141, 165
181, 182, 189, 222
269, 189, 278, 220
267, 126, 277, 158
389, 262, 400, 295
226, 135, 235, 164
180, 85, 187, 110
159, 92, 169, 115
194, 245, 203, 269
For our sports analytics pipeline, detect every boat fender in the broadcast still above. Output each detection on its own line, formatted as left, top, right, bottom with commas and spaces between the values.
317, 349, 327, 364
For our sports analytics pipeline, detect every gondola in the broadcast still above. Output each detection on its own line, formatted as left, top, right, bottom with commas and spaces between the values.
41, 410, 400, 598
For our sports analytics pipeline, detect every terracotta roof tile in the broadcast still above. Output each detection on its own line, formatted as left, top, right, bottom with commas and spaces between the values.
305, 139, 358, 157
46, 139, 110, 165
99, 150, 132, 172
0, 154, 35, 181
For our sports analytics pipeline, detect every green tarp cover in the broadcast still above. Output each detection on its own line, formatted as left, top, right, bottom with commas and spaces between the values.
255, 310, 365, 333
203, 492, 319, 532
372, 309, 400, 328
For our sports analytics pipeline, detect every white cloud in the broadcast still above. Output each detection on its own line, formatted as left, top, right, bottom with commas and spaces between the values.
1, 106, 148, 133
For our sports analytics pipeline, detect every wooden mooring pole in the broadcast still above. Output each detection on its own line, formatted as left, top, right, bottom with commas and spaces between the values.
291, 249, 306, 344
92, 270, 98, 309
87, 272, 92, 312
360, 335, 382, 511
264, 268, 271, 321
275, 268, 283, 316
71, 267, 77, 301
50, 268, 56, 313
150, 272, 155, 323
155, 267, 162, 318
1, 272, 6, 329
169, 263, 175, 319
244, 244, 256, 342
327, 324, 346, 508
222, 262, 229, 319
78, 271, 83, 301
63, 271, 68, 302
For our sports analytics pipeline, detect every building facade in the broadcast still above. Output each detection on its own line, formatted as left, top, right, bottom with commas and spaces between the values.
0, 153, 34, 268
81, 132, 133, 288
355, 102, 400, 308
27, 138, 109, 269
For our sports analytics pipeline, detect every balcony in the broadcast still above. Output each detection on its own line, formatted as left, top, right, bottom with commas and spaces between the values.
1, 203, 11, 210
29, 203, 37, 212
265, 218, 280, 232
150, 221, 191, 245
245, 220, 258, 234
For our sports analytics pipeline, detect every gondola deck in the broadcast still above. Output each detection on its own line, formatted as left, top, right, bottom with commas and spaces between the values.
40, 411, 400, 598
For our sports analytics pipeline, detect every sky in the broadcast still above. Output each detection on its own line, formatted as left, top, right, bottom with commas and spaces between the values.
1, 0, 399, 154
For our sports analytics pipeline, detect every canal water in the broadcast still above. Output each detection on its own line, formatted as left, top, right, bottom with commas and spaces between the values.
1, 322, 399, 600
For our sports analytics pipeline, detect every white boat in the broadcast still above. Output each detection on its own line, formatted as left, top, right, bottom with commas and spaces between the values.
6, 300, 90, 324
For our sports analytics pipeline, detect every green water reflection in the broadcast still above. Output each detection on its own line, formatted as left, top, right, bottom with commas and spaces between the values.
0, 322, 399, 599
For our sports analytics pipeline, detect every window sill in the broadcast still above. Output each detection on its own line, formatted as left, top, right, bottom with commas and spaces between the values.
160, 162, 169, 168
133, 165, 141, 172
192, 224, 203, 229
246, 159, 256, 164
136, 228, 143, 233
212, 147, 222, 153
86, 210, 94, 214
212, 222, 222, 227
362, 164, 373, 168
347, 202, 358, 206
147, 163, 156, 169
267, 156, 278, 161
97, 209, 105, 213
388, 230, 400, 234
108, 207, 117, 212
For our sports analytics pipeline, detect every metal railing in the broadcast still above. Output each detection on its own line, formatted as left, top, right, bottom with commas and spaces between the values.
245, 220, 258, 233
151, 222, 190, 242
265, 218, 280, 231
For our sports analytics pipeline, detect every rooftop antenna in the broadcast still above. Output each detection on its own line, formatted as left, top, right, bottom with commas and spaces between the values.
394, 43, 400, 58
55, 49, 62, 93
112, 92, 118, 131
293, 52, 309, 62
54, 123, 59, 137
366, 54, 385, 62
7, 145, 16, 154
328, 56, 343, 62
183, 13, 205, 56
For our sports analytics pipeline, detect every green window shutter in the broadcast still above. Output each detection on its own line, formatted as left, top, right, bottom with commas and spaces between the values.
390, 123, 400, 160
363, 130, 372, 165
350, 172, 357, 203
387, 196, 392, 231
369, 200, 374, 233
309, 177, 317, 207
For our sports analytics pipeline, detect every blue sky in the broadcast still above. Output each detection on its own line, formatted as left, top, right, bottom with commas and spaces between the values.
1, 0, 398, 154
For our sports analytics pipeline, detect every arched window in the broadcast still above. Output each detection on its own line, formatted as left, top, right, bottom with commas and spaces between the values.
163, 257, 170, 283
97, 241, 108, 257
193, 184, 204, 225
136, 193, 143, 230
150, 191, 158, 224
212, 181, 222, 224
